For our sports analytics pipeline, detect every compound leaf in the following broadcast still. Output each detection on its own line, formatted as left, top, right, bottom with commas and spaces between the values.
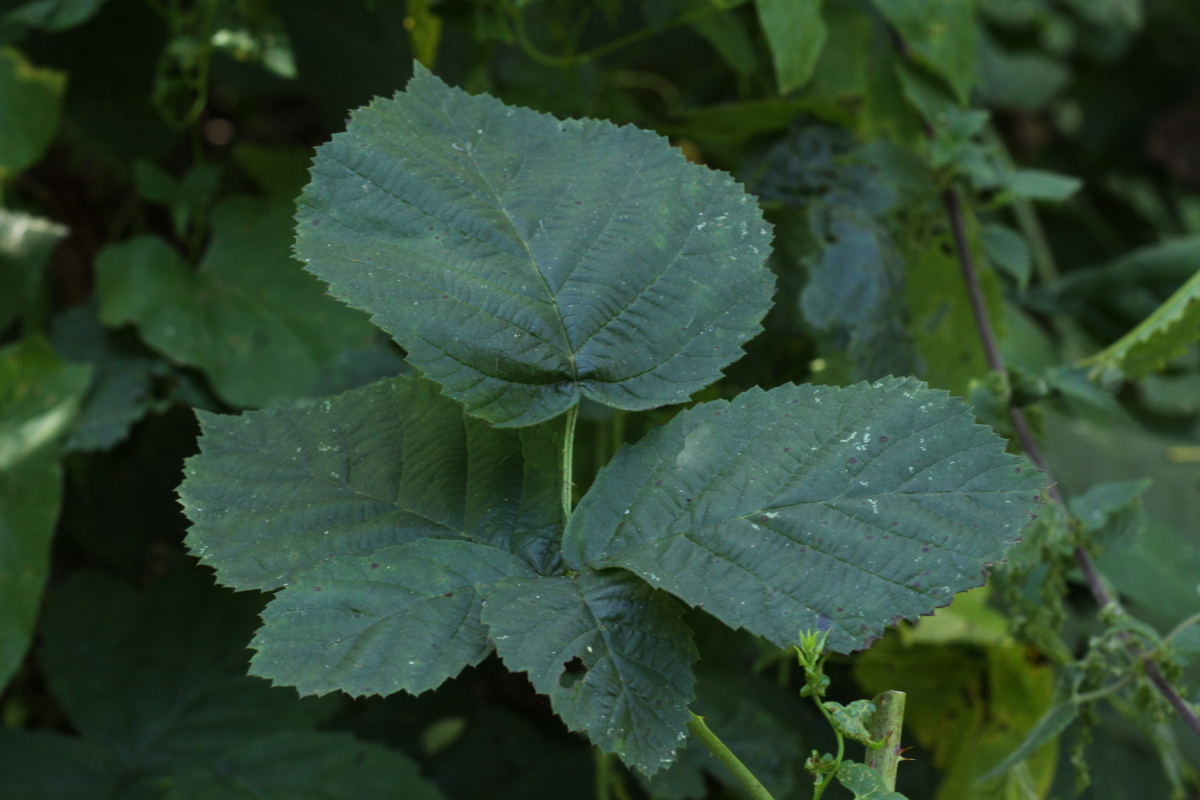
181, 373, 564, 591
295, 66, 774, 427
0, 337, 90, 690
96, 195, 377, 408
565, 378, 1044, 653
481, 568, 697, 775
164, 732, 445, 800
1082, 262, 1200, 378
250, 539, 536, 697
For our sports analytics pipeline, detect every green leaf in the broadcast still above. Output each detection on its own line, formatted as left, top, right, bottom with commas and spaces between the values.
1, 0, 111, 33
1082, 263, 1200, 378
39, 570, 330, 769
295, 66, 774, 427
181, 373, 565, 590
825, 699, 878, 745
692, 9, 759, 77
565, 378, 1045, 653
96, 196, 378, 408
835, 763, 907, 799
250, 539, 536, 697
50, 303, 167, 452
979, 223, 1031, 288
0, 209, 67, 331
133, 160, 221, 240
0, 46, 64, 180
164, 732, 445, 800
0, 337, 89, 690
0, 730, 126, 800
1068, 478, 1150, 548
481, 568, 698, 775
1005, 168, 1081, 202
871, 0, 978, 104
977, 699, 1078, 785
755, 0, 827, 94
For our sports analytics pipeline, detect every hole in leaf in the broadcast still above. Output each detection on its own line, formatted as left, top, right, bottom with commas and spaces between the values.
558, 656, 588, 689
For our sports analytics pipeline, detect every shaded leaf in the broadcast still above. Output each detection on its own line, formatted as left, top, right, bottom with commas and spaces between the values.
0, 209, 67, 331
755, 0, 827, 94
1067, 478, 1150, 550
96, 196, 377, 408
1005, 169, 1081, 202
692, 8, 758, 77
872, 0, 978, 104
0, 730, 126, 800
1, 0, 111, 33
482, 568, 697, 775
0, 46, 64, 179
39, 570, 330, 770
980, 223, 1031, 288
565, 378, 1044, 653
250, 539, 536, 697
1082, 262, 1200, 378
164, 732, 445, 800
295, 66, 774, 427
50, 303, 167, 452
181, 373, 565, 590
0, 337, 89, 689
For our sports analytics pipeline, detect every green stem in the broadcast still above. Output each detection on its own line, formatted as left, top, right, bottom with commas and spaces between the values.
865, 691, 907, 791
562, 405, 578, 518
811, 700, 845, 800
687, 712, 777, 800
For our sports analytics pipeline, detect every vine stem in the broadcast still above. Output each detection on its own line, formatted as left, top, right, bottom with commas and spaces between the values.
562, 405, 578, 517
941, 186, 1200, 741
687, 712, 777, 800
865, 691, 907, 791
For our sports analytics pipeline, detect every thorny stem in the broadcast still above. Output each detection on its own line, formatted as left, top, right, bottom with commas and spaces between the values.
941, 184, 1200, 741
687, 712, 777, 800
562, 405, 578, 518
865, 691, 907, 791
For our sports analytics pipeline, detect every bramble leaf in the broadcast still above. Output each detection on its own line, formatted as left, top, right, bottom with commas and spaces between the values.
835, 763, 907, 799
181, 373, 565, 590
481, 568, 697, 775
96, 196, 378, 408
565, 378, 1044, 653
295, 66, 774, 427
250, 539, 536, 697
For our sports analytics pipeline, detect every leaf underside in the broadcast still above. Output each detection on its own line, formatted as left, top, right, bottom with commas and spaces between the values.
294, 66, 775, 427
564, 377, 1045, 653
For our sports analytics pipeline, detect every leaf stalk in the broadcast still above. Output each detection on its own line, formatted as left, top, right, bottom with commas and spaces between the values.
687, 711, 777, 800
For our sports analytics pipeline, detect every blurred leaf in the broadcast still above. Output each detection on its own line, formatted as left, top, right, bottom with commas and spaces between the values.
693, 7, 758, 77
565, 378, 1045, 654
856, 638, 1059, 800
0, 0, 110, 33
295, 66, 774, 427
232, 143, 313, 197
1005, 169, 1081, 202
483, 569, 697, 776
0, 45, 64, 180
132, 160, 221, 240
0, 336, 89, 690
0, 568, 442, 799
50, 303, 167, 452
1082, 264, 1200, 378
755, 0, 827, 94
403, 0, 440, 69
903, 584, 1011, 647
181, 373, 566, 590
1067, 478, 1151, 550
96, 195, 377, 408
0, 208, 66, 331
977, 32, 1070, 112
980, 223, 1032, 288
872, 0, 978, 104
163, 732, 444, 800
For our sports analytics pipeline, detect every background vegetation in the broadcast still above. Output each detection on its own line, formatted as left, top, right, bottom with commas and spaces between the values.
2, 0, 1200, 798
